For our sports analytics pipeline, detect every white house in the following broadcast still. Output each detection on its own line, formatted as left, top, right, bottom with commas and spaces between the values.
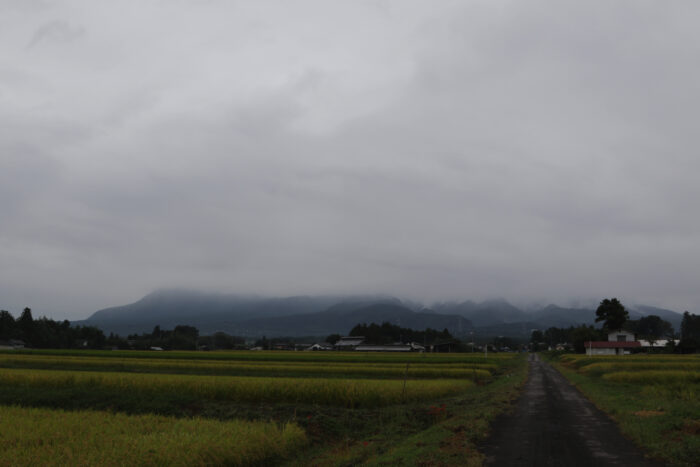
584, 341, 641, 355
584, 330, 640, 355
608, 330, 635, 342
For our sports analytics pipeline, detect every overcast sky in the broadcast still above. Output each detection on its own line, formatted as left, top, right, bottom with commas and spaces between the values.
2, 0, 699, 320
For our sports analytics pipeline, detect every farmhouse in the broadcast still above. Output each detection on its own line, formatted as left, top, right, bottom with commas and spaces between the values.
584, 330, 641, 355
331, 338, 426, 352
334, 336, 365, 350
354, 342, 425, 352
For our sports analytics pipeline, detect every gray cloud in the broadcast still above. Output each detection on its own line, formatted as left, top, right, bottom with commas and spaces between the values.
1, 0, 699, 319
27, 20, 85, 48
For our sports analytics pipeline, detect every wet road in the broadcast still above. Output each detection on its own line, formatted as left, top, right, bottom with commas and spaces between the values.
480, 354, 664, 466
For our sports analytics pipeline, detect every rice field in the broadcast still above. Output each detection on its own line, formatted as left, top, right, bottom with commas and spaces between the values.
0, 349, 524, 465
5, 348, 514, 364
0, 405, 306, 466
601, 370, 700, 384
553, 353, 700, 466
0, 353, 496, 380
0, 367, 476, 408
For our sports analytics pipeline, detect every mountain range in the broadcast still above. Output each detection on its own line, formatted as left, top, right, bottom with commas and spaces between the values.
75, 290, 685, 339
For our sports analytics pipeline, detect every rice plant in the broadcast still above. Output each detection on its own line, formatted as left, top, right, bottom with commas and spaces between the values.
602, 370, 700, 384
0, 368, 475, 408
0, 405, 306, 466
0, 354, 495, 380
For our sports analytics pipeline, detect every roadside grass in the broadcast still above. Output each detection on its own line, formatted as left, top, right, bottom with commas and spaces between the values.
0, 405, 307, 466
549, 353, 700, 467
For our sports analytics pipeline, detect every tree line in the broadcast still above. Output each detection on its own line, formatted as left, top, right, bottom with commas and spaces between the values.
680, 311, 700, 352
0, 307, 249, 351
342, 322, 454, 345
531, 298, 700, 353
0, 308, 106, 349
126, 326, 245, 351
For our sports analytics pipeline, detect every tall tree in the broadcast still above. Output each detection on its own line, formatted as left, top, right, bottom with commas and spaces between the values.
595, 298, 629, 331
530, 330, 545, 351
635, 315, 673, 346
18, 307, 35, 341
0, 310, 15, 339
680, 311, 700, 353
571, 325, 605, 353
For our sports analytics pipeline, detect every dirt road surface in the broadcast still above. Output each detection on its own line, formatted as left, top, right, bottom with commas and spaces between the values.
480, 354, 664, 466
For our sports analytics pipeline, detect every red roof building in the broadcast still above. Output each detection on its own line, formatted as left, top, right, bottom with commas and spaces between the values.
584, 340, 641, 355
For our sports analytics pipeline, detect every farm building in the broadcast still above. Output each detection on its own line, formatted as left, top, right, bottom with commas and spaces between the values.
430, 340, 461, 353
330, 338, 426, 352
608, 330, 635, 342
584, 330, 641, 355
334, 336, 365, 350
272, 342, 295, 351
638, 339, 679, 348
306, 343, 334, 351
584, 341, 641, 355
354, 342, 425, 352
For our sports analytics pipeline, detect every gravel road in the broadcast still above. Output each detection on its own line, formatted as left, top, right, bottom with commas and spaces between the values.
480, 353, 664, 466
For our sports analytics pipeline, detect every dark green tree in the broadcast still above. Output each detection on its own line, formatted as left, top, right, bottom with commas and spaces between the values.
530, 330, 545, 351
349, 322, 453, 345
254, 335, 270, 350
492, 336, 517, 351
634, 315, 674, 346
544, 326, 571, 348
571, 325, 605, 353
325, 333, 341, 345
0, 310, 15, 339
173, 325, 198, 340
18, 307, 35, 342
679, 311, 700, 353
205, 332, 243, 350
595, 298, 629, 331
